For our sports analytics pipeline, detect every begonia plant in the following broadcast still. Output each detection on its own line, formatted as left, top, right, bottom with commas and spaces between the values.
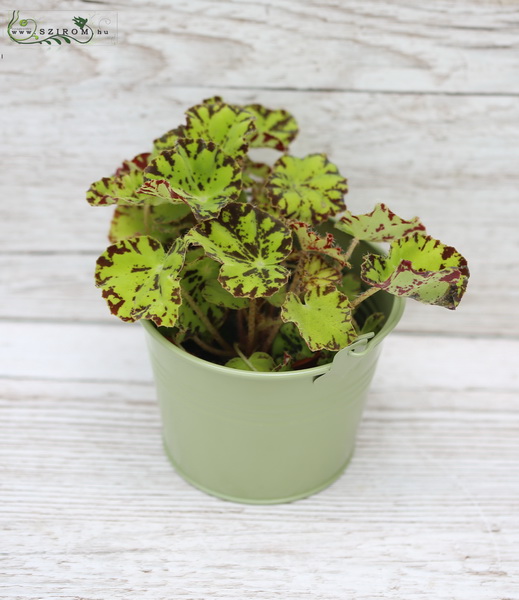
88, 97, 469, 371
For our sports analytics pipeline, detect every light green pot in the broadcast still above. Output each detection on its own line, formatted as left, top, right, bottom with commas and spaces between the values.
142, 238, 405, 504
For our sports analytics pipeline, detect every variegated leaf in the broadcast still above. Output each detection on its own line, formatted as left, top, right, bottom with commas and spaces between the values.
337, 272, 362, 301
108, 203, 193, 244
177, 100, 256, 157
202, 279, 249, 310
266, 154, 348, 224
152, 126, 183, 154
188, 203, 293, 298
290, 221, 348, 264
95, 236, 187, 326
335, 203, 426, 242
87, 153, 161, 206
300, 255, 342, 290
178, 255, 227, 337
265, 285, 287, 307
242, 104, 298, 151
272, 322, 313, 362
361, 233, 470, 309
357, 312, 386, 336
226, 352, 275, 372
242, 158, 271, 188
202, 96, 224, 104
141, 139, 243, 221
280, 286, 357, 351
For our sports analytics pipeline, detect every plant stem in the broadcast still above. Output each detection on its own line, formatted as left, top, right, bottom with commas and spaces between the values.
193, 336, 235, 358
234, 343, 258, 371
351, 287, 380, 309
143, 202, 151, 235
247, 298, 257, 355
256, 317, 280, 332
343, 237, 360, 263
182, 290, 233, 351
262, 319, 283, 354
287, 251, 306, 296
237, 308, 245, 347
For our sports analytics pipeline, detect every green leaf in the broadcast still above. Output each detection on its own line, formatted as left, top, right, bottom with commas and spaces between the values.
87, 153, 159, 206
242, 159, 271, 190
202, 279, 249, 310
290, 221, 348, 264
244, 159, 271, 181
152, 126, 183, 154
141, 139, 243, 221
226, 352, 275, 372
265, 285, 287, 307
273, 353, 294, 372
335, 203, 426, 242
280, 286, 357, 351
358, 312, 386, 336
188, 203, 293, 298
266, 154, 348, 224
202, 96, 224, 105
272, 322, 313, 362
177, 100, 256, 157
299, 255, 342, 290
95, 236, 187, 326
337, 272, 362, 301
108, 203, 193, 244
242, 104, 298, 151
109, 205, 147, 243
178, 255, 227, 337
361, 233, 470, 309
149, 203, 194, 241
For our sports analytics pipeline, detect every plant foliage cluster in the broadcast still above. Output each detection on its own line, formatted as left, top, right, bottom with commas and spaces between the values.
88, 97, 469, 371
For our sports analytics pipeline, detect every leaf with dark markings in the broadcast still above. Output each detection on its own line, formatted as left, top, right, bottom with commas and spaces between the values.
188, 203, 293, 298
272, 322, 313, 362
266, 154, 348, 224
203, 279, 249, 310
265, 285, 287, 307
358, 312, 386, 336
281, 286, 357, 351
361, 233, 470, 309
242, 159, 271, 189
226, 352, 275, 372
335, 203, 425, 242
337, 272, 362, 301
108, 203, 193, 244
177, 100, 256, 157
152, 126, 184, 154
87, 153, 169, 207
300, 255, 342, 290
141, 139, 243, 221
178, 255, 227, 337
290, 221, 348, 264
242, 104, 299, 151
95, 236, 187, 327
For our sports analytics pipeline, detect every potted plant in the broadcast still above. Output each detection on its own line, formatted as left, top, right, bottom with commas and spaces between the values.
87, 97, 469, 504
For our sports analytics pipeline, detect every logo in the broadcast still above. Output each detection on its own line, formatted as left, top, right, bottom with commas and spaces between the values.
6, 10, 117, 45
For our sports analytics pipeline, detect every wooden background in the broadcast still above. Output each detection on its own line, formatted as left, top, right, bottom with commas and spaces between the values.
1, 1, 518, 598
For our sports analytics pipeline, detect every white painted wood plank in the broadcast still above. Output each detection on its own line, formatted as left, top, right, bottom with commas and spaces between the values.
2, 1, 519, 94
0, 321, 517, 390
0, 321, 153, 383
1, 377, 518, 599
0, 254, 110, 323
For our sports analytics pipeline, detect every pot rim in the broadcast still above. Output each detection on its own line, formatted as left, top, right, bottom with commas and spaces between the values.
141, 293, 405, 381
